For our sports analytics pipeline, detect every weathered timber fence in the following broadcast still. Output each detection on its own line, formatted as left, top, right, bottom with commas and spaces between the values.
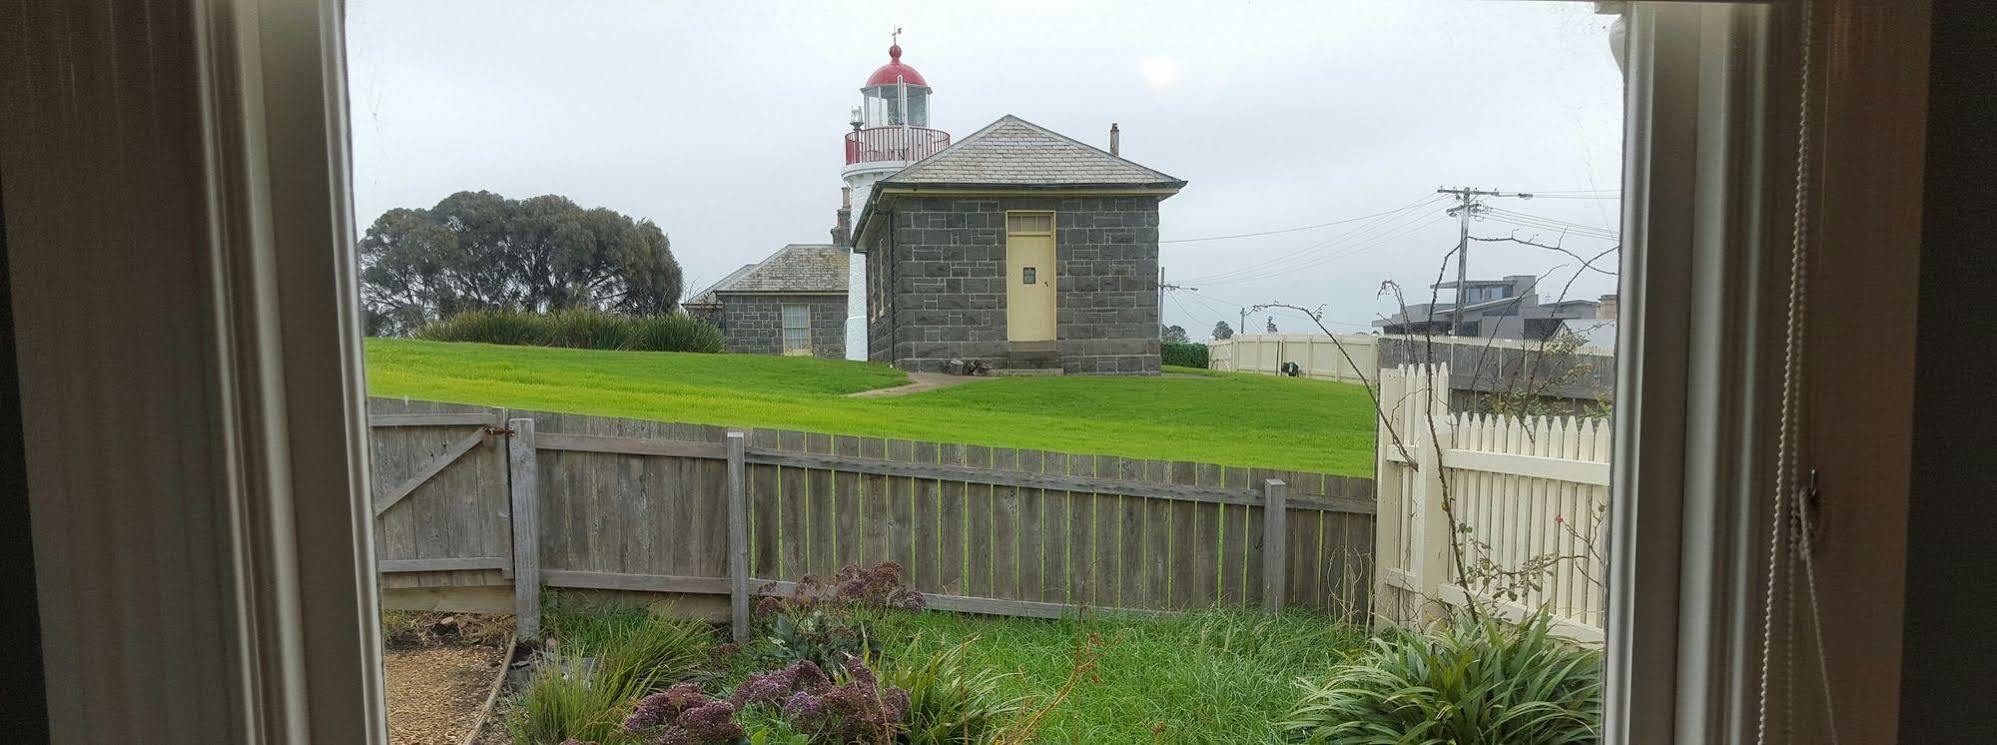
366, 398, 1377, 639
1372, 365, 1611, 643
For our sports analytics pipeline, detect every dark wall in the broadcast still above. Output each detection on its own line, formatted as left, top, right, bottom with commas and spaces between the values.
870, 195, 1162, 374
714, 293, 846, 359
1899, 2, 1997, 741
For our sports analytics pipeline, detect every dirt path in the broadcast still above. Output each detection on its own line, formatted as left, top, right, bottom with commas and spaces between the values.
386, 643, 508, 745
846, 371, 995, 398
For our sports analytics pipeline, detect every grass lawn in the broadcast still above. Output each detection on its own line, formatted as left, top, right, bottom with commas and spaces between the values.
364, 338, 1377, 474
868, 609, 1364, 744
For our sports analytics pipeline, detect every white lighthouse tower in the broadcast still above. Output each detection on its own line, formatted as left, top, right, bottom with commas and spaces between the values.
837, 33, 951, 359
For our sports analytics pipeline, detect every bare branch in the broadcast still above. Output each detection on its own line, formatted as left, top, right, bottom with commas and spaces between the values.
1469, 230, 1620, 277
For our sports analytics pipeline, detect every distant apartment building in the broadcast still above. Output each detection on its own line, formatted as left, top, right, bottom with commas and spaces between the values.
1375, 274, 1618, 344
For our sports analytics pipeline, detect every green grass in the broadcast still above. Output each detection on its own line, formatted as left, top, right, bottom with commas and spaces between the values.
868, 609, 1368, 744
364, 337, 1378, 474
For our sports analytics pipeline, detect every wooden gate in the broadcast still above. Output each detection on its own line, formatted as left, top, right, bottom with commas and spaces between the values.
368, 400, 515, 610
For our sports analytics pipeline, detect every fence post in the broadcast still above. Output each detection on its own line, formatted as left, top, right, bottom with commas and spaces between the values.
1262, 479, 1288, 613
726, 430, 749, 642
1373, 367, 1407, 624
1411, 365, 1456, 621
507, 417, 540, 639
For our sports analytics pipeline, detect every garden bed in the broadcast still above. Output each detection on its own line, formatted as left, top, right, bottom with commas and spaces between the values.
490, 562, 1601, 744
382, 612, 515, 745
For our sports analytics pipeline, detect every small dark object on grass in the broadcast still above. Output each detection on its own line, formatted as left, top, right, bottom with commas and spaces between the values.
943, 358, 991, 376
1280, 361, 1302, 377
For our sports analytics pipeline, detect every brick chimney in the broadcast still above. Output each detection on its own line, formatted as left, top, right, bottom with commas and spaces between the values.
831, 186, 853, 246
1596, 293, 1619, 320
1109, 123, 1120, 157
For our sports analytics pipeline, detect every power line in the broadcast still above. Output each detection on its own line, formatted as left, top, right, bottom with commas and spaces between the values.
1159, 195, 1444, 244
1195, 212, 1452, 287
1480, 208, 1620, 241
1181, 199, 1449, 285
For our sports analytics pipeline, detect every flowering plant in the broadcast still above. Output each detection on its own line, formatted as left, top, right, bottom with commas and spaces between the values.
732, 657, 909, 743
622, 682, 747, 745
755, 562, 924, 670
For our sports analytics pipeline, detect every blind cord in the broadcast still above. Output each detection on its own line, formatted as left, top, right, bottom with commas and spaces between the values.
1754, 0, 1839, 743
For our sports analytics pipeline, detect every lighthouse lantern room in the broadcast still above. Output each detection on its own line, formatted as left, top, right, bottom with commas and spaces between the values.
841, 34, 950, 214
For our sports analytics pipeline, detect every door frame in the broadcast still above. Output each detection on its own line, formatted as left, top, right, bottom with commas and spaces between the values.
1003, 210, 1058, 343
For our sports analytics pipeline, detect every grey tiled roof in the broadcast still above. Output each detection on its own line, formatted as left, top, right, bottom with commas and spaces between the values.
686, 244, 847, 304
881, 115, 1184, 188
684, 263, 757, 306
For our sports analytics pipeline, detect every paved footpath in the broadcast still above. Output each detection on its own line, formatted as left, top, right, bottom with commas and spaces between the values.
846, 371, 996, 398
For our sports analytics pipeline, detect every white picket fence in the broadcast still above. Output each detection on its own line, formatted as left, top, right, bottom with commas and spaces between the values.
1373, 364, 1612, 642
1206, 333, 1377, 384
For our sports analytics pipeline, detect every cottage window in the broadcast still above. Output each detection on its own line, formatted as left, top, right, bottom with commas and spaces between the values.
781, 303, 811, 355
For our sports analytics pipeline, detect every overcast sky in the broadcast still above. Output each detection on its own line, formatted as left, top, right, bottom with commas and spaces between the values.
345, 0, 1622, 338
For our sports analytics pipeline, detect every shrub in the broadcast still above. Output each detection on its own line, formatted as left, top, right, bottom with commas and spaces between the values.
545, 308, 637, 350
1161, 342, 1209, 369
1280, 612, 1601, 745
753, 562, 925, 670
731, 657, 910, 743
412, 308, 724, 353
629, 313, 725, 353
415, 308, 547, 346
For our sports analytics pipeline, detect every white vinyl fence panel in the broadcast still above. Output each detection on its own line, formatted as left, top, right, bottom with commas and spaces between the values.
1206, 334, 1377, 384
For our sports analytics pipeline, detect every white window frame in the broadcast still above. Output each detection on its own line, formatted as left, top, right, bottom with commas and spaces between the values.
781, 303, 811, 356
0, 2, 1835, 743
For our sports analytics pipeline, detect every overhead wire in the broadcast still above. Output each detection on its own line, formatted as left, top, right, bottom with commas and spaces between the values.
1182, 200, 1452, 286
1159, 195, 1448, 244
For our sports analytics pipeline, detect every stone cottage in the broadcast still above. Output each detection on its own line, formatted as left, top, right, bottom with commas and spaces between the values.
683, 244, 848, 358
849, 115, 1186, 374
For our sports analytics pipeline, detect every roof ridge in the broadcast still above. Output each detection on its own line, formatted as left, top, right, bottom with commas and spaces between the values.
882, 114, 1182, 187
988, 115, 1178, 182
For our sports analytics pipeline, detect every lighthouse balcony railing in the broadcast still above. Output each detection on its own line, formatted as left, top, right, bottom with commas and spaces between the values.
844, 126, 951, 166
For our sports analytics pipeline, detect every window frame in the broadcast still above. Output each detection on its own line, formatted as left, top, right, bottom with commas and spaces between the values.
780, 302, 811, 356
1, 2, 1834, 742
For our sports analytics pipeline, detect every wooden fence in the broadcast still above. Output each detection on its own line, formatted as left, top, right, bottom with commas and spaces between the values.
1206, 333, 1378, 384
366, 398, 1377, 639
1372, 365, 1611, 642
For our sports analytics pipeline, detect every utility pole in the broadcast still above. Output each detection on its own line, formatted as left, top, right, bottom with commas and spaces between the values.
1155, 266, 1196, 333
1436, 186, 1533, 334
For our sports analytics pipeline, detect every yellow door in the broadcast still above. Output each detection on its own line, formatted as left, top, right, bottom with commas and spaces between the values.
1005, 213, 1057, 341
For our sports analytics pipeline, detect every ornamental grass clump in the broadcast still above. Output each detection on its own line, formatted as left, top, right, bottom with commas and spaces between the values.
875, 639, 1027, 744
1280, 611, 1602, 745
412, 308, 724, 353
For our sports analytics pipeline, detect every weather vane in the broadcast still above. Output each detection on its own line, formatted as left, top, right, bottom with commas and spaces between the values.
892, 26, 902, 46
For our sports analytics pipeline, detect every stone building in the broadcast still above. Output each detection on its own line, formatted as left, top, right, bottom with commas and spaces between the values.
683, 244, 847, 358
849, 115, 1186, 374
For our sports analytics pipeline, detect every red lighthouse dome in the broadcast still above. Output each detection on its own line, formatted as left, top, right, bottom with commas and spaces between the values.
865, 44, 928, 88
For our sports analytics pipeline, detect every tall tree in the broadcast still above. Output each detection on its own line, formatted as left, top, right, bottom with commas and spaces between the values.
1211, 321, 1234, 340
359, 191, 684, 335
1161, 324, 1190, 344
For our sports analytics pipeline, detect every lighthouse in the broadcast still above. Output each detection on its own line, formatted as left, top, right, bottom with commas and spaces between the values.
837, 33, 951, 359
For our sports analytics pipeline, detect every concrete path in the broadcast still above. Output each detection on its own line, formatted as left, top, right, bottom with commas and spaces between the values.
847, 371, 996, 398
